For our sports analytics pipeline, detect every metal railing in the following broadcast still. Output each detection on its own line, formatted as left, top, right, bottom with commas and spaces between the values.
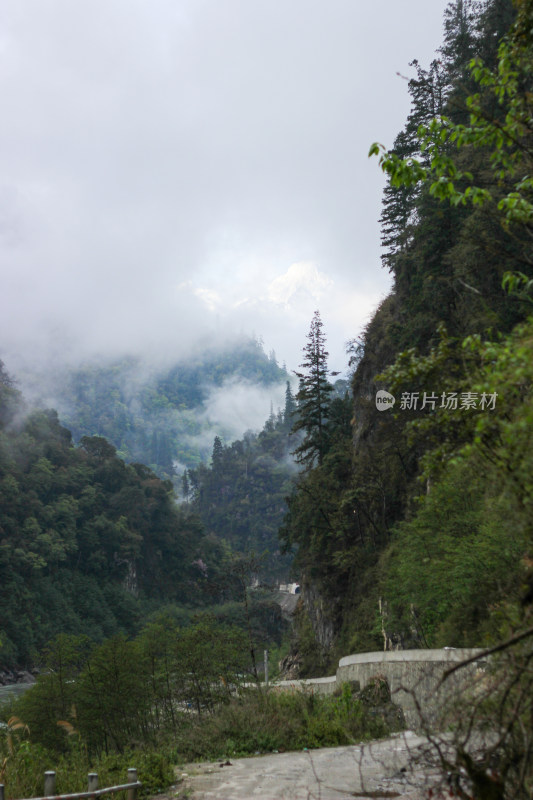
0, 768, 141, 800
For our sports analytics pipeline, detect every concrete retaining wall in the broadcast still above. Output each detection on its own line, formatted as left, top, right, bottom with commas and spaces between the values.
273, 648, 488, 728
274, 675, 337, 696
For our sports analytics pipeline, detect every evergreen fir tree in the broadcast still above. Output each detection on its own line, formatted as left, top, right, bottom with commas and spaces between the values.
283, 381, 297, 429
380, 58, 447, 280
292, 311, 333, 469
211, 435, 224, 472
441, 0, 478, 95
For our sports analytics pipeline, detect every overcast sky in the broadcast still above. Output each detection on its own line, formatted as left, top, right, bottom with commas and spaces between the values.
0, 0, 451, 379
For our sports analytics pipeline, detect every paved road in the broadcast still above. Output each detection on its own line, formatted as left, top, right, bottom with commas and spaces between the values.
173, 731, 438, 799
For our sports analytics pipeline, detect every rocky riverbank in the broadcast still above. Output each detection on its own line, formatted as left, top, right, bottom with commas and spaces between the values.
0, 668, 36, 686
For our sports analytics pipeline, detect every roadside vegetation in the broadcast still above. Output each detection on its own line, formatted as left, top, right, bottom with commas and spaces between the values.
0, 624, 402, 800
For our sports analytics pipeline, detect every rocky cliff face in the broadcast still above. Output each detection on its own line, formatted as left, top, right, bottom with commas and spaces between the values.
279, 582, 338, 679
123, 560, 139, 596
351, 294, 400, 451
301, 579, 336, 651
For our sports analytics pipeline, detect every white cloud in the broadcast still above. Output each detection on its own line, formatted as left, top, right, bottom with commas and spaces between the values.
193, 287, 222, 312
267, 262, 332, 307
0, 0, 451, 382
199, 378, 288, 441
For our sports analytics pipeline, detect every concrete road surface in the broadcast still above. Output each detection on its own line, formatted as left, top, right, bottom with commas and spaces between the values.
172, 731, 439, 799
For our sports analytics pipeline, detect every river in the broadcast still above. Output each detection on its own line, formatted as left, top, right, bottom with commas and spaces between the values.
0, 683, 33, 706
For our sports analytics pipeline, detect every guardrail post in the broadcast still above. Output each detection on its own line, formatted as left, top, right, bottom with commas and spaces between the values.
44, 771, 56, 796
0, 782, 5, 800
127, 768, 138, 800
88, 773, 98, 794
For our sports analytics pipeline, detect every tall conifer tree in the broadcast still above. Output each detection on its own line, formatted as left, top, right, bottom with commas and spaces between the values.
211, 435, 224, 472
283, 381, 296, 427
292, 311, 333, 469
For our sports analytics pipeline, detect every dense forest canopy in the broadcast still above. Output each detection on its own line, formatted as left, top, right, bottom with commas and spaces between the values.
0, 376, 196, 664
0, 357, 289, 667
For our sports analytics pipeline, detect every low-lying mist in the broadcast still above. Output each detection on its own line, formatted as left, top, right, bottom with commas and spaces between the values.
2, 337, 294, 475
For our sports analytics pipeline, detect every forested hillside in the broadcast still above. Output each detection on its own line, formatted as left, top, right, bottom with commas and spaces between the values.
283, 0, 533, 672
0, 366, 197, 664
34, 336, 287, 481
185, 377, 349, 579
184, 383, 297, 579
0, 360, 290, 668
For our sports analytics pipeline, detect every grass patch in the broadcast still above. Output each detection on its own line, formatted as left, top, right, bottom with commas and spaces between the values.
173, 683, 399, 761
